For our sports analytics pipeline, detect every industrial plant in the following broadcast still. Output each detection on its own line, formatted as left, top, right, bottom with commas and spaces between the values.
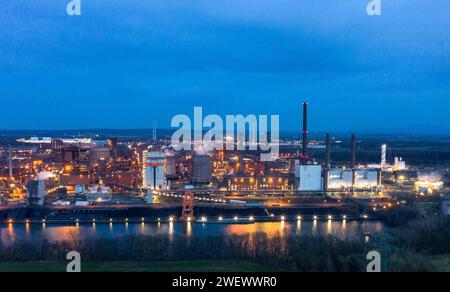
0, 100, 446, 227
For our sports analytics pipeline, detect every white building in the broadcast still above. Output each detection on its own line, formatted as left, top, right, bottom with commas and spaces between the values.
394, 157, 407, 170
354, 170, 380, 189
296, 164, 323, 191
381, 144, 387, 168
143, 151, 167, 190
328, 170, 353, 190
327, 169, 380, 190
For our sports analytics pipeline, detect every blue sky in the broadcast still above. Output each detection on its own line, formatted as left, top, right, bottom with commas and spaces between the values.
0, 0, 449, 132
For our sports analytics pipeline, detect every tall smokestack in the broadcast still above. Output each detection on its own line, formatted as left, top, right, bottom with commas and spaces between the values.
8, 145, 13, 183
381, 144, 387, 168
302, 102, 308, 165
324, 133, 331, 191
351, 134, 357, 188
325, 133, 331, 169
351, 133, 356, 169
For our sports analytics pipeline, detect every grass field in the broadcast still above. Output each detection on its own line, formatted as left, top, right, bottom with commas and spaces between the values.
0, 261, 283, 272
427, 255, 450, 272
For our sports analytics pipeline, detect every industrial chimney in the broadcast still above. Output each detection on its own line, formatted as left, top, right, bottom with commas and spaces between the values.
8, 145, 13, 184
302, 102, 308, 165
351, 133, 357, 187
325, 133, 331, 169
323, 133, 331, 191
351, 133, 356, 169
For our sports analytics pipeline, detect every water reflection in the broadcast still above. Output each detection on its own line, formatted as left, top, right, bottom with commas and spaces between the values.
326, 220, 332, 234
296, 220, 302, 235
0, 221, 385, 245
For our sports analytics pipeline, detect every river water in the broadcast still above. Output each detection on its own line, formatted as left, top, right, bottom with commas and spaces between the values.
0, 220, 384, 245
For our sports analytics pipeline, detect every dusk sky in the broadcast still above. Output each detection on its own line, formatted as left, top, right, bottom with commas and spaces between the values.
0, 0, 449, 132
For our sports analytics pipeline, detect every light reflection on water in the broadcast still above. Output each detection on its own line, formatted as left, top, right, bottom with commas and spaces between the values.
0, 221, 384, 245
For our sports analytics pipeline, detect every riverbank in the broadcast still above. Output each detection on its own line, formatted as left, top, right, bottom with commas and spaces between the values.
0, 203, 366, 224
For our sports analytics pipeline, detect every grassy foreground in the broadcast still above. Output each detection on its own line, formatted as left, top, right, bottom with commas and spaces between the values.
0, 261, 283, 272
427, 255, 450, 272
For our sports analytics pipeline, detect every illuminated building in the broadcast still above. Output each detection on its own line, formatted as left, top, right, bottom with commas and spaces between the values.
228, 176, 290, 191
51, 139, 65, 151
89, 147, 111, 164
381, 144, 387, 168
17, 137, 93, 145
415, 172, 444, 194
191, 153, 212, 185
393, 157, 407, 171
62, 147, 80, 166
296, 164, 323, 191
327, 169, 381, 190
165, 154, 177, 177
108, 138, 118, 161
143, 151, 166, 190
27, 179, 46, 206
213, 160, 229, 178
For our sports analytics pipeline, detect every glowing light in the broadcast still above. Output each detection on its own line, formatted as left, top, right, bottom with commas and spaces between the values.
169, 216, 174, 222
280, 216, 285, 221
249, 216, 255, 221
313, 216, 318, 220
297, 216, 302, 220
201, 216, 207, 223
218, 216, 224, 221
234, 216, 239, 221
328, 215, 332, 220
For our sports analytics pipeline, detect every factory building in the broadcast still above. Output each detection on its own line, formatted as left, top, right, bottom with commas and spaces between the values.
327, 169, 380, 190
165, 154, 177, 177
228, 176, 291, 191
191, 153, 212, 185
354, 169, 380, 189
296, 164, 323, 191
327, 169, 353, 190
89, 147, 111, 164
294, 102, 324, 191
27, 179, 46, 206
51, 139, 65, 151
394, 157, 407, 171
415, 172, 444, 194
143, 151, 167, 190
292, 102, 383, 193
